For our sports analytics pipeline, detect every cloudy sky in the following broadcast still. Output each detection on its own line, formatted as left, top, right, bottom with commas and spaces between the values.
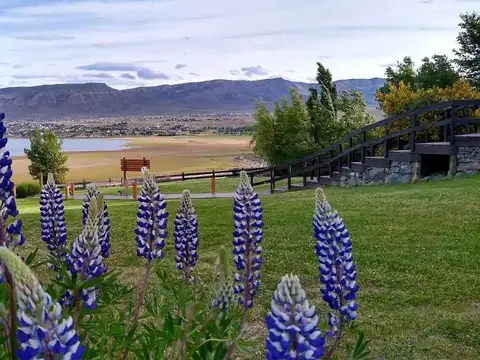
0, 0, 478, 89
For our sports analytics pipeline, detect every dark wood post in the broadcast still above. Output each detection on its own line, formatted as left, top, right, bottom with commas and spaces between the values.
181, 172, 185, 181
361, 131, 366, 163
449, 106, 456, 143
287, 165, 292, 190
250, 174, 254, 186
82, 178, 87, 190
443, 108, 449, 141
317, 155, 321, 182
269, 169, 275, 194
348, 138, 353, 167
303, 161, 307, 187
337, 144, 342, 172
409, 115, 417, 152
383, 124, 389, 158
329, 150, 334, 175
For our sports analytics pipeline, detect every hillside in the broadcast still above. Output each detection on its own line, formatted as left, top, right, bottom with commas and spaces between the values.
0, 77, 386, 120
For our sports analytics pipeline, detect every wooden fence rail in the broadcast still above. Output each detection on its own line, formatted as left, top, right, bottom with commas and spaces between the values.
57, 166, 269, 190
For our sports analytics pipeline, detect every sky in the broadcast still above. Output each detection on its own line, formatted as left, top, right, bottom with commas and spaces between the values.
0, 0, 478, 89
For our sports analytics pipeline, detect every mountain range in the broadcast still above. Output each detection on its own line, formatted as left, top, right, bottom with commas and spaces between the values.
0, 77, 386, 121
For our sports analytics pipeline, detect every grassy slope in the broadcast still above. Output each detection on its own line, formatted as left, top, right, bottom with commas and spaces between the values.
17, 176, 480, 359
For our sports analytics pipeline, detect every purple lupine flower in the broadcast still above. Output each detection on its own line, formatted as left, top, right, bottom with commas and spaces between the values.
0, 112, 25, 249
82, 185, 111, 258
313, 188, 359, 325
0, 246, 85, 359
40, 173, 67, 262
232, 171, 263, 308
266, 274, 325, 359
135, 167, 168, 261
66, 194, 107, 309
211, 246, 235, 312
174, 189, 198, 282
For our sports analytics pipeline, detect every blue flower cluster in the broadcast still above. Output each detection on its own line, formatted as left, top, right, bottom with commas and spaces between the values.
135, 167, 168, 261
0, 113, 25, 249
67, 194, 108, 309
174, 189, 199, 281
266, 274, 325, 359
82, 185, 111, 258
313, 188, 359, 324
232, 171, 263, 308
39, 173, 67, 262
0, 246, 84, 360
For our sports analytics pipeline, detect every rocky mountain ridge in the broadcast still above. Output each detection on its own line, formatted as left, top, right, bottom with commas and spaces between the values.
0, 77, 386, 120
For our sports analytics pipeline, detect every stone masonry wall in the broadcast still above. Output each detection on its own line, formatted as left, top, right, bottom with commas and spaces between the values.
385, 161, 413, 184
456, 146, 480, 176
335, 160, 413, 188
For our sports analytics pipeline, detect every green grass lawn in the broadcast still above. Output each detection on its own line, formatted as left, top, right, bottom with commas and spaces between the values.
17, 176, 480, 359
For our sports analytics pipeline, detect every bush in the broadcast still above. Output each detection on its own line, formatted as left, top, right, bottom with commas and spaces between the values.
16, 181, 41, 198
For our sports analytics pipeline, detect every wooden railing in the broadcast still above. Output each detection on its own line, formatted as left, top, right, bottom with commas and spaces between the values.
249, 99, 480, 192
59, 166, 267, 189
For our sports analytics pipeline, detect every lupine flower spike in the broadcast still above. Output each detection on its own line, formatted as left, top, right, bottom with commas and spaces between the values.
40, 173, 67, 264
313, 187, 359, 335
266, 274, 325, 359
232, 171, 263, 309
135, 167, 168, 260
174, 189, 199, 282
82, 184, 111, 259
67, 194, 107, 309
0, 112, 25, 250
123, 168, 169, 360
211, 246, 235, 312
0, 246, 85, 359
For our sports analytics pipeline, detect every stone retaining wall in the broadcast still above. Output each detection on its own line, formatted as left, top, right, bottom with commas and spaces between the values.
456, 146, 480, 176
336, 161, 413, 188
329, 145, 480, 188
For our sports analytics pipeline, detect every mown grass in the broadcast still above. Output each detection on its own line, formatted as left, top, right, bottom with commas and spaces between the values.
17, 176, 480, 359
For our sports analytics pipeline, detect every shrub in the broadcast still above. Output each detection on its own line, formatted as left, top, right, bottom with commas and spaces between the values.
16, 181, 41, 198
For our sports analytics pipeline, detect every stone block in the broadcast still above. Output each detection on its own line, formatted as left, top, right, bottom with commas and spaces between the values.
457, 162, 480, 172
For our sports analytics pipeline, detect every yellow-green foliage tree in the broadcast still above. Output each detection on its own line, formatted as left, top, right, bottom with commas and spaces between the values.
375, 79, 480, 141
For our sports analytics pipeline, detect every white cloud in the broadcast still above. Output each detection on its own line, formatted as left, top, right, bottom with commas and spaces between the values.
0, 0, 477, 89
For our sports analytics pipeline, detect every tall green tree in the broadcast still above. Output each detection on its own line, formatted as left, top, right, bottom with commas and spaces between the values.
306, 62, 374, 149
24, 128, 69, 184
454, 12, 480, 88
252, 89, 313, 165
416, 55, 460, 89
376, 55, 459, 109
315, 62, 338, 114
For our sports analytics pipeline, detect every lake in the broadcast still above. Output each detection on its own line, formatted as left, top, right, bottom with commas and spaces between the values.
6, 138, 130, 157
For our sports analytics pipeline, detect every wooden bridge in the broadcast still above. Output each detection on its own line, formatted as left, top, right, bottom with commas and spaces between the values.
248, 99, 480, 193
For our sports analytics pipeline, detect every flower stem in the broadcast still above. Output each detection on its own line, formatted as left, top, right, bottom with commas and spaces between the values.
5, 269, 18, 360
0, 218, 18, 360
122, 259, 152, 360
225, 215, 252, 360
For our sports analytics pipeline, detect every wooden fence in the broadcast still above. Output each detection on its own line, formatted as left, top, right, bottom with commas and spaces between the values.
58, 166, 269, 190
